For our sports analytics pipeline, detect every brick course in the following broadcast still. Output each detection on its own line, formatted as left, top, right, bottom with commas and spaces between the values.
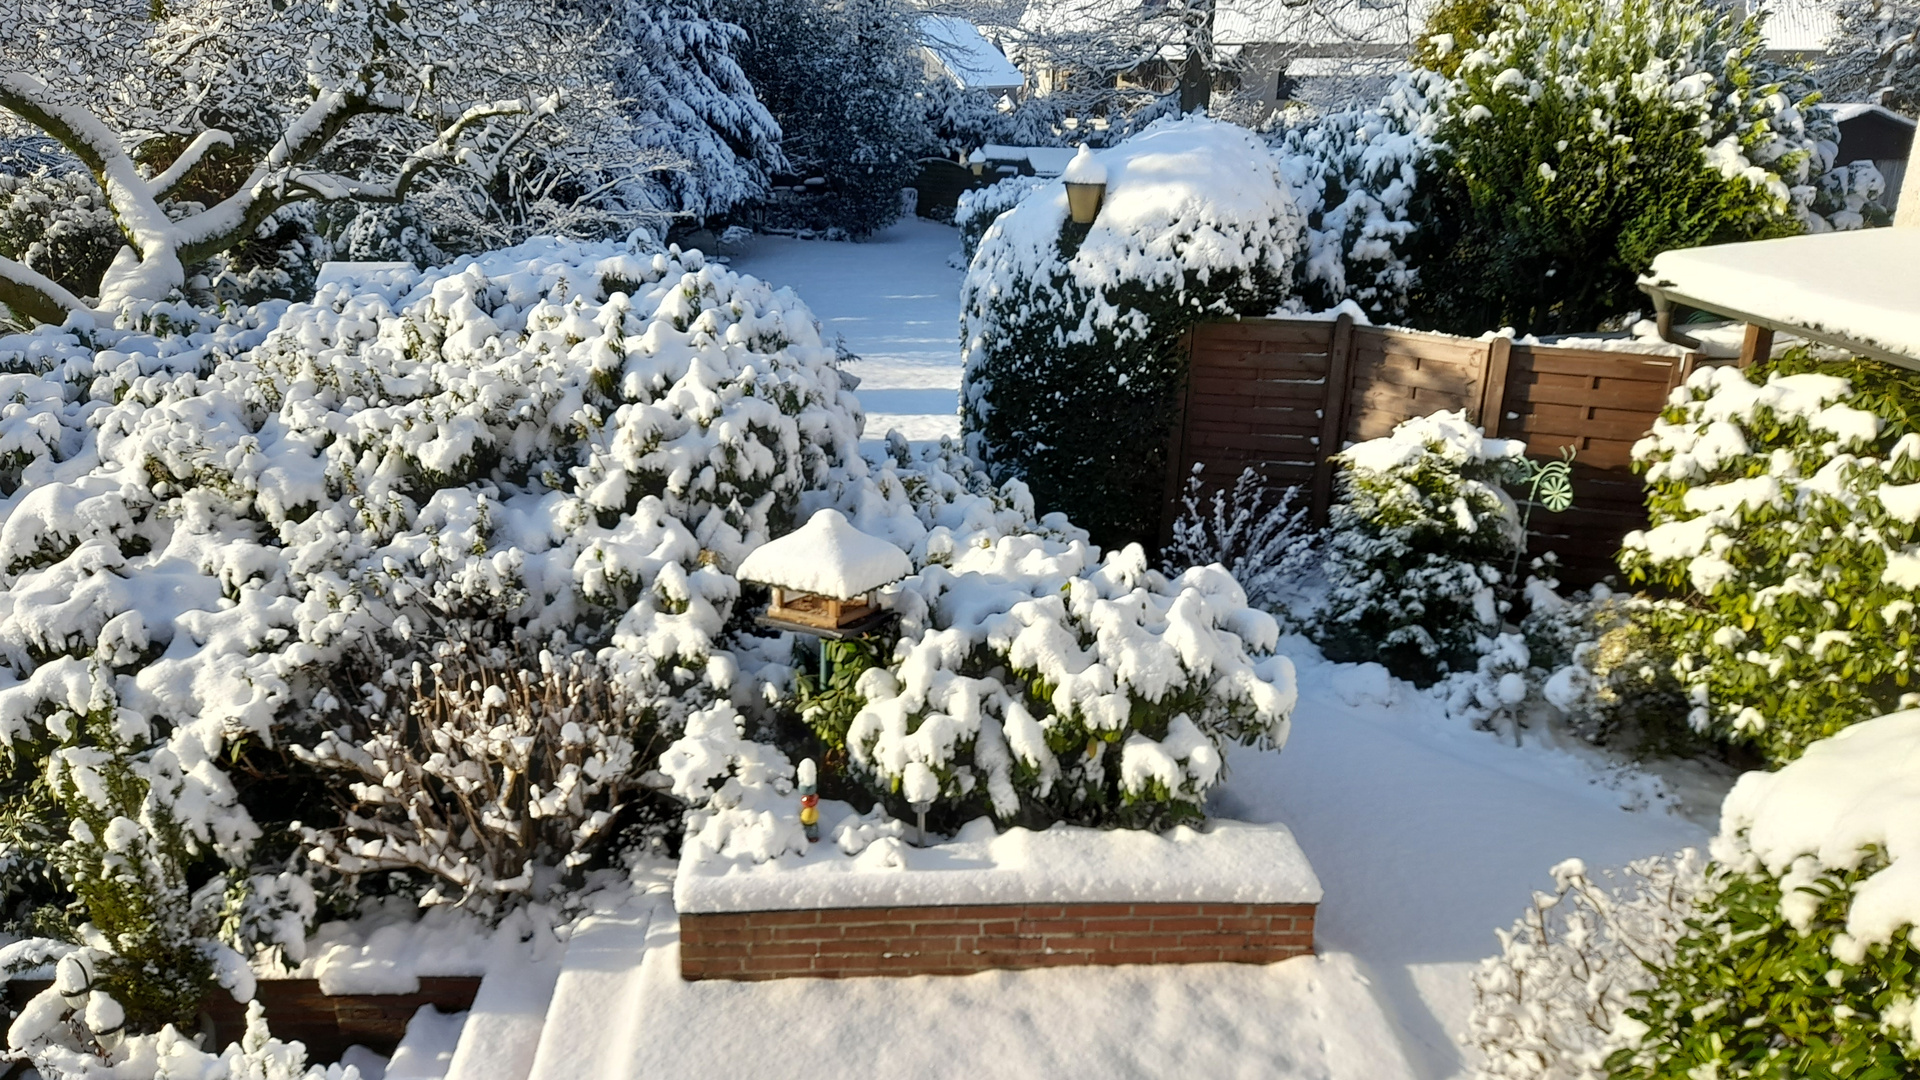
679, 902, 1316, 981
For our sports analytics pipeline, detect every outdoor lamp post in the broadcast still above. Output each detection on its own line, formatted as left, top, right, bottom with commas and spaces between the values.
969, 148, 987, 177
1061, 144, 1107, 225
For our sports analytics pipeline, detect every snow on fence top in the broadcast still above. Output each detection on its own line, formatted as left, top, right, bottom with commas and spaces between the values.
675, 800, 1322, 913
1640, 229, 1920, 368
734, 509, 912, 598
1714, 709, 1920, 952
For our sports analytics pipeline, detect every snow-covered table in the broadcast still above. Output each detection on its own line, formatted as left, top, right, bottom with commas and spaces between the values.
675, 805, 1322, 980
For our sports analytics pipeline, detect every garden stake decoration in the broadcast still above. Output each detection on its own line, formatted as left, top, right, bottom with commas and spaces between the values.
1511, 446, 1577, 579
798, 758, 820, 843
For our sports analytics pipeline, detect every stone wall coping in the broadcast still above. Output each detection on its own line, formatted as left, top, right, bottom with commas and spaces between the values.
675, 803, 1321, 914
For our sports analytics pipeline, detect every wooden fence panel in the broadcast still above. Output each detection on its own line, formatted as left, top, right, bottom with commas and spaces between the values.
1170, 320, 1701, 587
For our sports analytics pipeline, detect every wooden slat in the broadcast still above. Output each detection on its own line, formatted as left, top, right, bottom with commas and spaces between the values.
1481, 336, 1512, 428
1311, 312, 1356, 524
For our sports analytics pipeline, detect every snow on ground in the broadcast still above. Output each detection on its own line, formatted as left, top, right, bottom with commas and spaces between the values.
727, 218, 966, 444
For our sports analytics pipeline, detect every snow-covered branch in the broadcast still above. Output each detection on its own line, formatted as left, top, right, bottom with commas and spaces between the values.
144, 128, 235, 201
0, 254, 91, 326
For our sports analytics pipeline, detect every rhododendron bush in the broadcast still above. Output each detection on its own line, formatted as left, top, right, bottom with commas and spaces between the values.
0, 234, 1301, 1073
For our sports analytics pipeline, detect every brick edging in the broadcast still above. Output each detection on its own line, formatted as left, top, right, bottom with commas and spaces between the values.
679, 901, 1315, 981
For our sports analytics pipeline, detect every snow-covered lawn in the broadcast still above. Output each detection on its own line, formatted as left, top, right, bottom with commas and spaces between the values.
728, 218, 966, 444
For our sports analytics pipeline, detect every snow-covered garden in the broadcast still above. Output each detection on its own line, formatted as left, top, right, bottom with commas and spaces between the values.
5, 0, 1920, 1075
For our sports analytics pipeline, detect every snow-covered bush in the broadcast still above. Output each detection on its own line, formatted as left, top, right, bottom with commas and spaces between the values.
1445, 631, 1533, 742
659, 699, 807, 864
1467, 851, 1706, 1080
0, 168, 122, 308
1314, 410, 1527, 686
1268, 79, 1437, 323
921, 82, 1065, 163
1817, 0, 1920, 117
842, 539, 1298, 831
1621, 353, 1920, 764
1403, 0, 1833, 334
1809, 158, 1892, 231
954, 174, 1047, 265
295, 643, 674, 912
1612, 710, 1920, 1078
0, 236, 864, 1041
1164, 464, 1318, 617
961, 116, 1303, 548
1524, 585, 1692, 749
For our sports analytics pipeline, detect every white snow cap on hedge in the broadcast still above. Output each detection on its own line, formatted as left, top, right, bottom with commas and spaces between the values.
735, 508, 912, 598
965, 115, 1303, 345
1714, 709, 1920, 950
1339, 409, 1527, 474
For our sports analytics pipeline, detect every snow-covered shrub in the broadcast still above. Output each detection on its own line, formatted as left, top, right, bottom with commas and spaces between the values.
295, 643, 674, 912
1467, 851, 1706, 1080
1621, 352, 1920, 764
1612, 710, 1920, 1078
841, 538, 1298, 831
0, 168, 122, 308
1314, 410, 1527, 686
1163, 464, 1318, 617
1817, 0, 1920, 118
1524, 585, 1692, 749
955, 174, 1047, 265
1403, 0, 1833, 334
921, 82, 1065, 162
1809, 159, 1892, 232
1445, 631, 1533, 742
1268, 79, 1437, 323
961, 116, 1304, 548
0, 236, 864, 1037
659, 699, 807, 864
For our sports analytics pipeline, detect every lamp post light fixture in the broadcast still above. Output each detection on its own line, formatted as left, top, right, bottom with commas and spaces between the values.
968, 148, 987, 178
1061, 144, 1108, 225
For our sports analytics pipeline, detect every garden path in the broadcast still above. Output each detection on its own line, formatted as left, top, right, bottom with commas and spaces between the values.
728, 218, 966, 445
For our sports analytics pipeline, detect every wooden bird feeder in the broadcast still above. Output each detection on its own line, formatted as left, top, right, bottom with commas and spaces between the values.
736, 509, 913, 640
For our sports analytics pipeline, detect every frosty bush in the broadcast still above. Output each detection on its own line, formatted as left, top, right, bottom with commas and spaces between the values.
1268, 79, 1437, 323
296, 643, 675, 912
1314, 410, 1527, 686
1622, 352, 1920, 764
1610, 710, 1920, 1078
1468, 851, 1706, 1080
961, 117, 1303, 548
841, 539, 1298, 831
954, 174, 1047, 265
1164, 465, 1318, 617
1524, 586, 1692, 749
0, 169, 122, 308
1403, 0, 1831, 334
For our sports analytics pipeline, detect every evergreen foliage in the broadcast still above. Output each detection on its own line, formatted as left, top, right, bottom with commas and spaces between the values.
1817, 0, 1920, 117
1622, 351, 1920, 765
724, 0, 929, 237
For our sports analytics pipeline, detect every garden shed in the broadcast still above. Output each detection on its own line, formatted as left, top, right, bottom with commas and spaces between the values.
1639, 227, 1920, 369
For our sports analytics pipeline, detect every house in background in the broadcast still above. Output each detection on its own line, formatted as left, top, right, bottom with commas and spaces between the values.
919, 16, 1027, 95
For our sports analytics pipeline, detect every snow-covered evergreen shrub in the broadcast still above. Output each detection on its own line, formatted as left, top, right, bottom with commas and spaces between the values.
1468, 851, 1706, 1080
0, 237, 864, 1039
0, 169, 122, 308
920, 83, 1065, 161
1444, 631, 1534, 741
1809, 159, 1892, 231
961, 117, 1303, 548
1164, 465, 1318, 617
1817, 0, 1920, 117
842, 539, 1298, 831
1621, 352, 1920, 764
1524, 586, 1692, 748
1314, 410, 1526, 686
1405, 0, 1833, 334
1268, 80, 1438, 323
724, 0, 928, 237
954, 174, 1047, 265
1611, 710, 1920, 1079
295, 643, 674, 912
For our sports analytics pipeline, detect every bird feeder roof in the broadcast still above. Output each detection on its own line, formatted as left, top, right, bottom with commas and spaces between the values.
735, 510, 913, 599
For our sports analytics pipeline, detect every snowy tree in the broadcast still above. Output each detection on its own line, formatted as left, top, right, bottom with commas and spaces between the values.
1817, 0, 1920, 115
724, 0, 931, 237
599, 0, 787, 221
0, 0, 652, 323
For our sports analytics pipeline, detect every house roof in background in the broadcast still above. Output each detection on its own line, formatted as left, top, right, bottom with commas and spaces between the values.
1828, 102, 1919, 129
1749, 0, 1836, 53
920, 16, 1027, 91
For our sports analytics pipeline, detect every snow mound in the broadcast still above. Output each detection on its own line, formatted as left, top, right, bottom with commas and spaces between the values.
676, 800, 1321, 912
1714, 708, 1920, 947
735, 508, 912, 597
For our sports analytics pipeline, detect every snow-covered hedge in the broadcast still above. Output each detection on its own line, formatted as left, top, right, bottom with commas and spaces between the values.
1622, 353, 1920, 764
1523, 585, 1692, 749
1613, 710, 1920, 1078
954, 173, 1047, 265
1313, 410, 1526, 686
960, 116, 1303, 548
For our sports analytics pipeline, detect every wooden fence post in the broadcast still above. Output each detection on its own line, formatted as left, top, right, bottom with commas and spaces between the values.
1480, 336, 1513, 435
1159, 328, 1198, 549
1310, 313, 1356, 526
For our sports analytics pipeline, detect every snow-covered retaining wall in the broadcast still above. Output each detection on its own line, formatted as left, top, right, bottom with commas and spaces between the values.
675, 811, 1320, 980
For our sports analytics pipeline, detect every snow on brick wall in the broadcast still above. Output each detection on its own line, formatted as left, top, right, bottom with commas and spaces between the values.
677, 902, 1317, 980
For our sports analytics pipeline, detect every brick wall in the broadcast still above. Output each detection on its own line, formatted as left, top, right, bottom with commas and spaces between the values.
678, 902, 1315, 981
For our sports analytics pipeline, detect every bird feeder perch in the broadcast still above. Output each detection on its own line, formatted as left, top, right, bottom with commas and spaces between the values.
736, 509, 913, 640
1061, 144, 1108, 225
